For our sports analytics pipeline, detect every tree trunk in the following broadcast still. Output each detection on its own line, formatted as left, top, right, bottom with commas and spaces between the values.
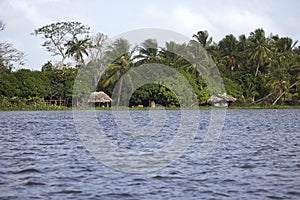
116, 76, 123, 106
61, 56, 66, 69
272, 80, 299, 105
272, 91, 286, 105
93, 64, 98, 88
250, 91, 275, 105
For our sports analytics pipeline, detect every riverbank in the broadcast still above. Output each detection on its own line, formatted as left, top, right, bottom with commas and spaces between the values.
1, 105, 299, 111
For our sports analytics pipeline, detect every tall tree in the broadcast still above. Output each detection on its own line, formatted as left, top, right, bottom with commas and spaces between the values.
248, 28, 272, 76
0, 43, 25, 72
65, 37, 91, 67
135, 39, 159, 65
192, 30, 213, 49
86, 33, 108, 87
191, 30, 217, 60
0, 21, 24, 72
87, 33, 107, 66
33, 21, 90, 68
159, 41, 188, 68
237, 34, 248, 52
100, 38, 135, 106
183, 40, 206, 76
267, 36, 299, 105
218, 34, 239, 71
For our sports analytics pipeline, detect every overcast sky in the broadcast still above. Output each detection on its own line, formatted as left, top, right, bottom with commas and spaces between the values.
1, 0, 300, 70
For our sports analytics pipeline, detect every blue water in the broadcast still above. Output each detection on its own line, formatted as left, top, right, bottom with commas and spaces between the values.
0, 109, 299, 199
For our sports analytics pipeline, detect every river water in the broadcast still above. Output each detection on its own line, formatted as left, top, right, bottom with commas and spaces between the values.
0, 109, 299, 199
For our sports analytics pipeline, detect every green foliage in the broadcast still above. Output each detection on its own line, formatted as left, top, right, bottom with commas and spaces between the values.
0, 95, 66, 111
41, 61, 53, 72
33, 21, 90, 66
129, 84, 179, 107
96, 28, 299, 107
178, 69, 210, 105
1, 25, 300, 110
15, 69, 46, 98
65, 37, 91, 67
44, 68, 78, 106
0, 68, 78, 110
0, 72, 20, 97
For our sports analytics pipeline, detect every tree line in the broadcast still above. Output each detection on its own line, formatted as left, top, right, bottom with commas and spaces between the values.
0, 21, 299, 109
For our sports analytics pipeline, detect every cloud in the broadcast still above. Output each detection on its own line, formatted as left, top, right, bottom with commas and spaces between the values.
1, 0, 299, 70
8, 0, 50, 27
142, 3, 283, 41
1, 0, 95, 69
171, 5, 214, 34
209, 9, 280, 39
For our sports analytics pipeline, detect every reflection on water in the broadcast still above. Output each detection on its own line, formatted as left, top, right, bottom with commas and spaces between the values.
0, 109, 299, 199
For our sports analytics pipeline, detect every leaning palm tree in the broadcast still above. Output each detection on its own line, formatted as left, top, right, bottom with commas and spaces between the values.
100, 38, 136, 106
267, 36, 299, 105
65, 37, 91, 67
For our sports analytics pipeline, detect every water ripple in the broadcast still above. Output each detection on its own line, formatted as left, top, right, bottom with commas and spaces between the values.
0, 109, 299, 199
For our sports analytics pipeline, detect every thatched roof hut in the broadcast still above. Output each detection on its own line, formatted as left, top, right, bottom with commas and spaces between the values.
208, 93, 236, 107
88, 91, 112, 107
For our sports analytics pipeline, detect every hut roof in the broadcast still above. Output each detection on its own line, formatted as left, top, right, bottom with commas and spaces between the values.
88, 91, 112, 103
208, 93, 236, 103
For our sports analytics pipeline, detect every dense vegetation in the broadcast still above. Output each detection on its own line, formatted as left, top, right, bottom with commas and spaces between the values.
0, 21, 299, 110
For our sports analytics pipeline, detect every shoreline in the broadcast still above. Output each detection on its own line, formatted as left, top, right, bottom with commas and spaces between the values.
1, 105, 299, 112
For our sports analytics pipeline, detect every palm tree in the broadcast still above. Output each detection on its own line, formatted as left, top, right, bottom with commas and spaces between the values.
268, 36, 299, 105
274, 36, 298, 52
134, 39, 159, 65
248, 28, 272, 76
192, 30, 213, 49
182, 40, 210, 76
253, 36, 298, 105
65, 37, 91, 67
159, 41, 188, 68
237, 34, 248, 52
191, 30, 218, 62
218, 34, 239, 71
100, 38, 135, 106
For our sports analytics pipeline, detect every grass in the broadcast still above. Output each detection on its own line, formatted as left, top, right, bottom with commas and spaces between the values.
0, 104, 70, 111
229, 105, 300, 109
2, 104, 299, 112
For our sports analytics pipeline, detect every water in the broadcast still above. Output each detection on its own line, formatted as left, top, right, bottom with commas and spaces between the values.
0, 109, 299, 199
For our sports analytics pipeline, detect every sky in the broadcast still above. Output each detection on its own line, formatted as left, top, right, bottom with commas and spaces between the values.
1, 0, 300, 70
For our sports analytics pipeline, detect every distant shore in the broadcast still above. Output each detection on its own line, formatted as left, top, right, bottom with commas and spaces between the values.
1, 105, 299, 112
